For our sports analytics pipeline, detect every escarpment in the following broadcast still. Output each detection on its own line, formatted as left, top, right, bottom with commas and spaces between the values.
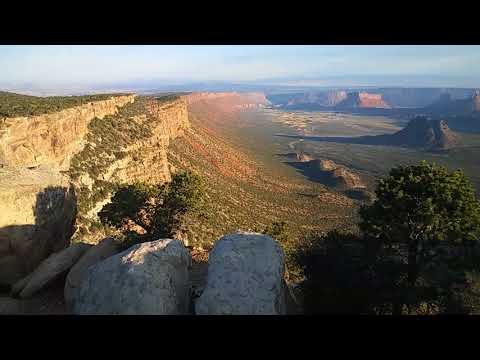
335, 92, 391, 109
0, 95, 136, 169
66, 96, 190, 242
0, 94, 191, 284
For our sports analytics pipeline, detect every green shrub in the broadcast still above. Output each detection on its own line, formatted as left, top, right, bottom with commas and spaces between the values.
98, 171, 204, 243
298, 161, 480, 314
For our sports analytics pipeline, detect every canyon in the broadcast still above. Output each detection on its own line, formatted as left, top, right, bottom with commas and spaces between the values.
2, 87, 479, 314
0, 91, 272, 288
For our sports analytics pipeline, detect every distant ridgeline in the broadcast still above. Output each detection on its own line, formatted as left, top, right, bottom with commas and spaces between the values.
267, 88, 480, 110
266, 88, 480, 135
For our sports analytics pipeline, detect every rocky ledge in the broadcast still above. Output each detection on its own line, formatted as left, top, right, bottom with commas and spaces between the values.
1, 232, 301, 315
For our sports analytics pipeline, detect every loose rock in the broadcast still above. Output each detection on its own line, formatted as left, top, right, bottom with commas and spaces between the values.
195, 231, 287, 315
73, 239, 191, 315
64, 237, 120, 310
16, 243, 91, 299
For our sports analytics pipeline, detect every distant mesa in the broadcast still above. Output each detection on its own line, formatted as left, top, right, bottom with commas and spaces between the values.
269, 90, 391, 110
352, 116, 459, 150
278, 116, 459, 151
288, 156, 374, 201
270, 90, 347, 109
426, 90, 480, 115
474, 90, 480, 112
285, 90, 348, 107
334, 91, 391, 109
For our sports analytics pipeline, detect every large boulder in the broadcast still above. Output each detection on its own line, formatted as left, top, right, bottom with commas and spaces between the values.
73, 239, 191, 315
10, 272, 34, 297
13, 243, 91, 299
0, 297, 41, 315
0, 254, 24, 286
64, 237, 121, 310
195, 231, 287, 315
0, 167, 77, 286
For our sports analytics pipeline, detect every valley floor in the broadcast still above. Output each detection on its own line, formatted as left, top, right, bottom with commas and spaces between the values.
168, 102, 359, 257
170, 104, 480, 262
261, 109, 480, 191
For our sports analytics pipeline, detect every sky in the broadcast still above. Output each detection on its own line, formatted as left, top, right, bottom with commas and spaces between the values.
1, 45, 480, 92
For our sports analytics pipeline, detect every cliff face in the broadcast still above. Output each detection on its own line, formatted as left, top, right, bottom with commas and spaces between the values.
96, 98, 189, 186
0, 95, 190, 283
425, 90, 480, 116
335, 92, 391, 109
65, 97, 190, 242
270, 91, 390, 110
0, 95, 136, 170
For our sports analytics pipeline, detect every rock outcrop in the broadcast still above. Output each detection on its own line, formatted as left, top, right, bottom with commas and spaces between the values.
0, 94, 194, 285
295, 116, 459, 151
111, 98, 190, 185
372, 116, 458, 150
12, 242, 91, 298
64, 237, 121, 310
335, 92, 391, 109
195, 232, 287, 315
268, 91, 389, 110
73, 239, 191, 315
0, 167, 77, 285
298, 158, 366, 190
0, 95, 135, 170
68, 97, 190, 243
425, 90, 480, 115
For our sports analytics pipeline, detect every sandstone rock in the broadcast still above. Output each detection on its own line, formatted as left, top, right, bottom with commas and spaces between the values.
17, 243, 91, 299
10, 271, 34, 297
64, 237, 120, 310
335, 91, 391, 109
0, 297, 41, 315
0, 254, 24, 286
73, 239, 191, 315
195, 232, 287, 315
301, 159, 366, 191
377, 116, 458, 150
0, 168, 78, 285
0, 95, 135, 169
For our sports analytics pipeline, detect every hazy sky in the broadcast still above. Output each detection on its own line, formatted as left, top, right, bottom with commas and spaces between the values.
1, 45, 480, 89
